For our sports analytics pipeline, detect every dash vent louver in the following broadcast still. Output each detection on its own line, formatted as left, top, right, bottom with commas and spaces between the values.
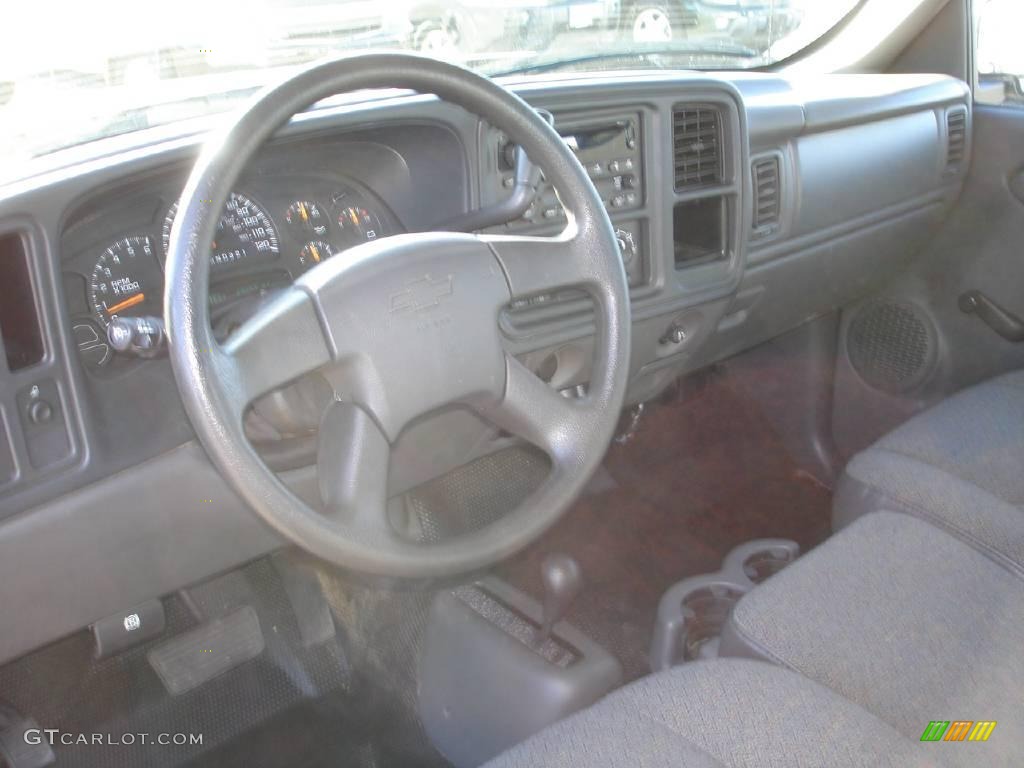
946, 107, 967, 173
751, 156, 781, 238
673, 106, 722, 190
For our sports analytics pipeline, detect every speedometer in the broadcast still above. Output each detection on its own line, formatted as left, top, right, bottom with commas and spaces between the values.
162, 192, 280, 267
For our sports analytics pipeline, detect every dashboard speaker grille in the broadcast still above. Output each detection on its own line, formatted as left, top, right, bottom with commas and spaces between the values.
673, 106, 722, 190
847, 301, 937, 394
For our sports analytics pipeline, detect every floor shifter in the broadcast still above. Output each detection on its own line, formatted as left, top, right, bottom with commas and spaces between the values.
417, 555, 622, 768
535, 553, 583, 645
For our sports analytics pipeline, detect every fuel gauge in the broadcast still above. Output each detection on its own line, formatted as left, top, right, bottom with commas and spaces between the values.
285, 201, 328, 238
298, 240, 334, 270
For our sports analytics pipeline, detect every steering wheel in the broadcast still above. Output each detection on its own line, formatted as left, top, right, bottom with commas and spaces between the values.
165, 53, 631, 578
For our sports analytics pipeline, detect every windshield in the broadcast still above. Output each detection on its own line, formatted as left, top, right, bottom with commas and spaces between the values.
1, 0, 858, 169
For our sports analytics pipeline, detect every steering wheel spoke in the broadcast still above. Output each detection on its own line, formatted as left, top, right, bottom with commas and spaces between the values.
480, 233, 595, 302
484, 353, 588, 466
317, 401, 396, 542
219, 287, 332, 414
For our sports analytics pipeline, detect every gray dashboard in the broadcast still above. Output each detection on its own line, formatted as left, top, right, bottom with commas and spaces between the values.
0, 69, 970, 665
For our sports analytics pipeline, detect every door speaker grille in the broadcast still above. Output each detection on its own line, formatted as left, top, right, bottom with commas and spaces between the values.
847, 301, 937, 394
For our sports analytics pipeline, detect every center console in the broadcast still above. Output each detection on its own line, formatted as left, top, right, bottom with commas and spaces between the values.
417, 564, 622, 768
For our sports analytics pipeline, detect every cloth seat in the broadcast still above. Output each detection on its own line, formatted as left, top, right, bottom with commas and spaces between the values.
834, 369, 1024, 575
721, 511, 1024, 768
491, 510, 1022, 767
485, 657, 933, 768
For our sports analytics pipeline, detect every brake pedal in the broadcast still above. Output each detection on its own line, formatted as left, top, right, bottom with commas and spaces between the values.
148, 605, 264, 696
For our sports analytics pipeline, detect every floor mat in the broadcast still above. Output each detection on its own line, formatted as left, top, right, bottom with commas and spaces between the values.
0, 559, 440, 768
498, 367, 833, 680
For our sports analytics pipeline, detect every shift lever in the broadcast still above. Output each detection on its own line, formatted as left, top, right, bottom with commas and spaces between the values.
536, 553, 583, 644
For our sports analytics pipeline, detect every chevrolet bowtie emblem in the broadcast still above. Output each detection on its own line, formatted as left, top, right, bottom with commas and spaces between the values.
389, 274, 454, 313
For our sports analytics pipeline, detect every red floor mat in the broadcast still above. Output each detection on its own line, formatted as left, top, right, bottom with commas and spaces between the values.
498, 370, 832, 679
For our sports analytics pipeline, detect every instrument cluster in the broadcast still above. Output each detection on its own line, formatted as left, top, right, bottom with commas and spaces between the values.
69, 178, 398, 368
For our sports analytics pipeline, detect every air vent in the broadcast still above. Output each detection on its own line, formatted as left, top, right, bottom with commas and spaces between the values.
751, 156, 781, 238
673, 106, 722, 190
946, 107, 967, 172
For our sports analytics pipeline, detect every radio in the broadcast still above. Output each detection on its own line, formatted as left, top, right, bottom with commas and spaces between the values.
494, 112, 644, 227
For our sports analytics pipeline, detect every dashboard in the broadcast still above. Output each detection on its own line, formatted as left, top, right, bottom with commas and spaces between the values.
0, 70, 971, 666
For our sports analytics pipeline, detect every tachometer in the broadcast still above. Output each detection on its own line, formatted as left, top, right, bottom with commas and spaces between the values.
89, 235, 162, 326
162, 192, 280, 267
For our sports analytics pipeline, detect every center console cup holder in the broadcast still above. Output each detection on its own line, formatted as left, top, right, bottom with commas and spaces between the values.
649, 539, 799, 671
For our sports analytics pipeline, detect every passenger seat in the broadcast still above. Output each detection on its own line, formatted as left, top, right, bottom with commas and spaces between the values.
833, 369, 1024, 576
486, 656, 933, 767
490, 375, 1024, 767
721, 511, 1024, 766
491, 509, 1023, 766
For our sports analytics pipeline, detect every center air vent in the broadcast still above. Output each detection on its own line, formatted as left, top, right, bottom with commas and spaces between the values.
673, 106, 722, 190
946, 107, 967, 173
751, 156, 781, 238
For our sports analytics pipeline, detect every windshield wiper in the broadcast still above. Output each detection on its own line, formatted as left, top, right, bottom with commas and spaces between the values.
488, 41, 759, 77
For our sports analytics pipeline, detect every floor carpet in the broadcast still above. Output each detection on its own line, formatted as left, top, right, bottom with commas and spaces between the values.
498, 366, 833, 680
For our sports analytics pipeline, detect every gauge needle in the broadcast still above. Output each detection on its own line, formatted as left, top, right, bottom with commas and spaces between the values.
309, 244, 321, 263
105, 292, 145, 315
300, 203, 309, 222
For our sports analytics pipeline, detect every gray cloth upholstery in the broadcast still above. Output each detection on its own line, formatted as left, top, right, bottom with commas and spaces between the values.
722, 511, 1024, 768
835, 370, 1024, 573
485, 658, 933, 768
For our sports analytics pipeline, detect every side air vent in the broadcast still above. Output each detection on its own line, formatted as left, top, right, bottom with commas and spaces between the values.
751, 156, 781, 239
945, 107, 967, 173
673, 106, 722, 190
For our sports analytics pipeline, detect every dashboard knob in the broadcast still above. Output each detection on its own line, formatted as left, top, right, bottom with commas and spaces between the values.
107, 316, 166, 358
614, 229, 637, 265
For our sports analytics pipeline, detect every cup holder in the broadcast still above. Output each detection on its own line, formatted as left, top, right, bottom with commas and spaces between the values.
679, 583, 747, 662
722, 539, 801, 586
649, 539, 799, 671
742, 550, 793, 583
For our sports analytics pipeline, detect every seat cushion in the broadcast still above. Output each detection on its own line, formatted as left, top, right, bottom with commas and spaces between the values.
722, 511, 1024, 768
834, 370, 1024, 575
485, 658, 933, 768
